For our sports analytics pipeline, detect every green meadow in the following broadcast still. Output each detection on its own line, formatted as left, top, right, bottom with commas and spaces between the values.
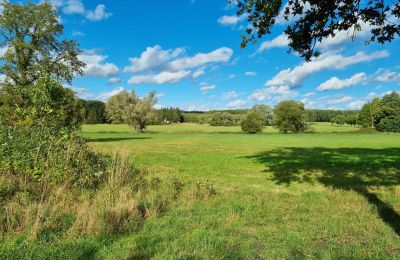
75, 123, 400, 258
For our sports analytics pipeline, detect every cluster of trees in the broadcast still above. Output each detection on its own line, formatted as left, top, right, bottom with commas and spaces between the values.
359, 92, 400, 132
306, 110, 359, 123
330, 114, 359, 126
209, 112, 240, 126
154, 107, 183, 124
79, 100, 108, 124
240, 101, 308, 134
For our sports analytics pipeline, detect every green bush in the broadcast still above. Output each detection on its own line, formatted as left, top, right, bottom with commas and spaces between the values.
376, 115, 400, 132
0, 125, 106, 188
209, 112, 239, 126
273, 100, 308, 133
241, 110, 264, 134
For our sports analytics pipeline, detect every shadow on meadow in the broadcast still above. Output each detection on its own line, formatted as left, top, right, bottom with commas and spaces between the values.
85, 136, 152, 143
245, 147, 400, 235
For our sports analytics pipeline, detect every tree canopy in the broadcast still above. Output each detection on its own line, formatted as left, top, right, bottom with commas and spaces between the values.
0, 1, 84, 86
234, 0, 400, 60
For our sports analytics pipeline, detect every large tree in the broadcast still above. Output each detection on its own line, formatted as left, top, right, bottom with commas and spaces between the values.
273, 100, 308, 133
0, 1, 84, 86
106, 90, 158, 133
234, 0, 400, 60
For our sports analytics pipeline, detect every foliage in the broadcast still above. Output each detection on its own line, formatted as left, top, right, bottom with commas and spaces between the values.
273, 100, 308, 133
234, 0, 400, 60
209, 112, 239, 126
0, 1, 84, 86
0, 77, 82, 132
79, 100, 108, 124
154, 107, 183, 124
306, 109, 359, 123
252, 104, 274, 125
105, 90, 157, 132
359, 92, 400, 132
241, 108, 264, 134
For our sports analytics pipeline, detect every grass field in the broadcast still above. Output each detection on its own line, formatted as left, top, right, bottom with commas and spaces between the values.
74, 123, 400, 258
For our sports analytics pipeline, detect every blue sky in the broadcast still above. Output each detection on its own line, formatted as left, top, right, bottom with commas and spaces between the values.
42, 0, 400, 110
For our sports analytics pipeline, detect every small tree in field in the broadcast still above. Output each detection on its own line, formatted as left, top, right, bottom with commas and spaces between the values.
105, 90, 157, 132
273, 100, 308, 133
241, 109, 264, 134
252, 104, 274, 126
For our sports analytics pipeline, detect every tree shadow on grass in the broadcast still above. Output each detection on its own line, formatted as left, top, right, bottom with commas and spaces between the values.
85, 136, 152, 143
244, 147, 400, 235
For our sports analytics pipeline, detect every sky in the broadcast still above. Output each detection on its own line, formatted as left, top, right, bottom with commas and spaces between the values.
33, 0, 400, 110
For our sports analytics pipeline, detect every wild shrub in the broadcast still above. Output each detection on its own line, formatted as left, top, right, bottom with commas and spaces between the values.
241, 110, 264, 134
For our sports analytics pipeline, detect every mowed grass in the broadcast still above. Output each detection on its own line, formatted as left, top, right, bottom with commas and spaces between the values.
79, 123, 400, 258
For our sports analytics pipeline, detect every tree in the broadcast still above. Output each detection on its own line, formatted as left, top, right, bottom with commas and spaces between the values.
359, 98, 382, 127
209, 112, 239, 126
0, 1, 84, 87
252, 104, 274, 125
105, 90, 157, 133
241, 109, 264, 134
273, 100, 308, 133
233, 0, 400, 61
80, 100, 107, 124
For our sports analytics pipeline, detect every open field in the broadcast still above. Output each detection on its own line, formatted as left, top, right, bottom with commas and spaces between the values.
74, 123, 400, 258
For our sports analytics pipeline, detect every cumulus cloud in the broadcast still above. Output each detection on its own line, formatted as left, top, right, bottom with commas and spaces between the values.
86, 4, 112, 21
128, 70, 191, 85
217, 14, 246, 26
317, 72, 367, 91
226, 99, 247, 109
258, 34, 289, 52
303, 92, 315, 97
78, 53, 119, 77
346, 100, 367, 110
125, 46, 233, 85
168, 47, 233, 71
108, 77, 122, 85
249, 85, 295, 102
245, 71, 257, 76
266, 50, 389, 89
63, 0, 84, 14
373, 68, 400, 83
97, 86, 125, 102
222, 91, 239, 100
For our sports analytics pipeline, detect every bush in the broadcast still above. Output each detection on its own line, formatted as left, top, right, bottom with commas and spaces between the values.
0, 125, 107, 188
241, 110, 264, 134
376, 115, 400, 132
209, 112, 239, 126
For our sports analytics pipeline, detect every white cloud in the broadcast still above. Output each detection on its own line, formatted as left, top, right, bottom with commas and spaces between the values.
373, 68, 400, 83
226, 99, 247, 109
97, 86, 125, 102
125, 46, 233, 85
128, 70, 191, 85
63, 0, 84, 14
200, 83, 216, 93
303, 92, 315, 97
227, 74, 236, 79
346, 100, 367, 110
245, 71, 257, 76
217, 14, 246, 26
222, 91, 238, 100
266, 50, 389, 89
317, 72, 367, 91
258, 34, 289, 52
108, 77, 122, 85
85, 4, 112, 21
249, 85, 295, 102
168, 47, 233, 71
124, 45, 184, 73
78, 54, 119, 77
